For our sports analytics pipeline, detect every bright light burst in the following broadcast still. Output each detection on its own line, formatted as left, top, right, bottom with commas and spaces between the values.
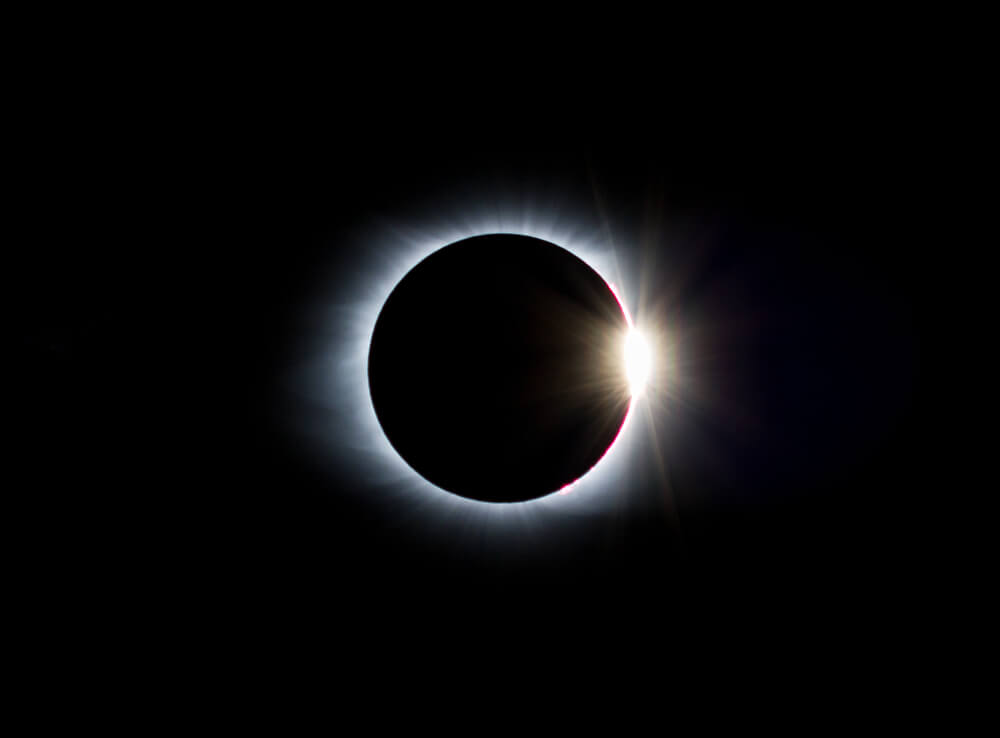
625, 328, 652, 397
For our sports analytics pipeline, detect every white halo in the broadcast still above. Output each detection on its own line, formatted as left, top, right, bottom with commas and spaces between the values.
282, 198, 649, 533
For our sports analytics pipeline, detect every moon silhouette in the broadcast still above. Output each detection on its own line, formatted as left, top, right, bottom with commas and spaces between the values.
367, 234, 632, 503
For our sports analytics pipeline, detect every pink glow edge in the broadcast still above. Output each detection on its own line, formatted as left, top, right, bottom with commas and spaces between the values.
558, 280, 635, 494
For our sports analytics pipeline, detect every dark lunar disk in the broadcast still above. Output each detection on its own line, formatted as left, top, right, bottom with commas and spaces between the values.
368, 234, 632, 503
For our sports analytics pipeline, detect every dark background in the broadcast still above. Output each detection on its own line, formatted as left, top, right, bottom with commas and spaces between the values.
14, 26, 943, 682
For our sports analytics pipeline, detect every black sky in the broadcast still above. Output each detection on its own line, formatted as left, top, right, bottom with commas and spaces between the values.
14, 35, 941, 674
